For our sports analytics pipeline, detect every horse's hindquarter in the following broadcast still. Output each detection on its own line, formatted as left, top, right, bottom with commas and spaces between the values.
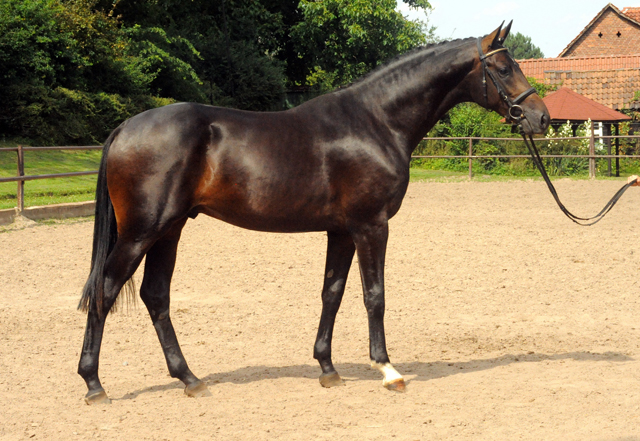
106, 103, 215, 235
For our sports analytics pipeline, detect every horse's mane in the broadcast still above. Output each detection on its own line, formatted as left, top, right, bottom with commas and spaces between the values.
342, 37, 475, 90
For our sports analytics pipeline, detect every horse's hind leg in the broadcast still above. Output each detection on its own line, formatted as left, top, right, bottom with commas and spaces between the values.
139, 219, 210, 398
78, 238, 151, 404
314, 231, 355, 387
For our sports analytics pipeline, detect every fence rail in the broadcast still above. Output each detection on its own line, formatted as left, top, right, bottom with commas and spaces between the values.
415, 134, 640, 179
0, 145, 102, 213
2, 134, 640, 213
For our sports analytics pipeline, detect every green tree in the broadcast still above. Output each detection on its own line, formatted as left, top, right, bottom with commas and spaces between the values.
0, 0, 179, 144
0, 0, 439, 143
122, 25, 204, 102
291, 0, 435, 91
504, 32, 544, 59
403, 0, 432, 9
105, 0, 435, 106
103, 0, 286, 110
194, 0, 286, 110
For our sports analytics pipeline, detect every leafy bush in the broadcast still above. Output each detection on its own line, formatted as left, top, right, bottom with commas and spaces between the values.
413, 110, 638, 178
542, 120, 592, 176
10, 86, 172, 145
0, 0, 185, 144
413, 103, 515, 173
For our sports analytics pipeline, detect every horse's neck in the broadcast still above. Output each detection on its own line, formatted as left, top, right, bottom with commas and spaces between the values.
352, 43, 476, 151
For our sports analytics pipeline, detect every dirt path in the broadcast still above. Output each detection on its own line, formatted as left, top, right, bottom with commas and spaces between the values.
2, 180, 640, 441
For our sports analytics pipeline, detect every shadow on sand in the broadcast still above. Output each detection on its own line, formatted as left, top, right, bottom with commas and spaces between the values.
116, 350, 633, 401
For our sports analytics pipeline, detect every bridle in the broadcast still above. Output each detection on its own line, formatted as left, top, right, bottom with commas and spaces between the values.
476, 37, 537, 123
475, 37, 636, 226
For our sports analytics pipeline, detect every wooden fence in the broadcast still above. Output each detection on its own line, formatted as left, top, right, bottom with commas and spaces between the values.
0, 145, 102, 213
1, 133, 640, 213
414, 134, 640, 179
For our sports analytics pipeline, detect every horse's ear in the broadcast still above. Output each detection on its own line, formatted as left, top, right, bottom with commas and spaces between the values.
484, 21, 504, 50
497, 20, 513, 45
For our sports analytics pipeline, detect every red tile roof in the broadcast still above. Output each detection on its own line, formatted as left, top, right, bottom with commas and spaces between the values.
543, 87, 631, 122
622, 6, 640, 22
518, 55, 640, 79
517, 55, 640, 110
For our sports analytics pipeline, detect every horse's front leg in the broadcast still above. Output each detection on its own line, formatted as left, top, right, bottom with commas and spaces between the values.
352, 221, 406, 392
314, 231, 356, 387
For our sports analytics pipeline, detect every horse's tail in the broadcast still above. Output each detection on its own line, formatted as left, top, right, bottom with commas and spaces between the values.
78, 127, 135, 316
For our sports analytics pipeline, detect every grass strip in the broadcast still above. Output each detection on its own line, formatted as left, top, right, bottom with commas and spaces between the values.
0, 148, 101, 210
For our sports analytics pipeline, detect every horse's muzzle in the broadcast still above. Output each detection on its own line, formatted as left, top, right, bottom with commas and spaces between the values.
519, 102, 550, 135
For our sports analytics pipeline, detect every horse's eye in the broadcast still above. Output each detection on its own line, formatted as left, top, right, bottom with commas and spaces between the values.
498, 67, 510, 77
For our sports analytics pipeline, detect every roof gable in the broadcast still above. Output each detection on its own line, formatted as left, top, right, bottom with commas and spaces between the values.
543, 87, 631, 122
559, 3, 640, 57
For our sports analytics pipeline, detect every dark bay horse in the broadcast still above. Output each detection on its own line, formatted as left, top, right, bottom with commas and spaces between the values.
78, 22, 550, 404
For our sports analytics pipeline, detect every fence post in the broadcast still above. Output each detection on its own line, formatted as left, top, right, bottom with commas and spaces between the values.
615, 123, 620, 177
589, 124, 596, 179
606, 123, 611, 177
17, 145, 24, 213
468, 138, 473, 179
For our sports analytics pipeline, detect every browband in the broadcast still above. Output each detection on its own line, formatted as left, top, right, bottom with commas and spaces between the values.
479, 47, 509, 61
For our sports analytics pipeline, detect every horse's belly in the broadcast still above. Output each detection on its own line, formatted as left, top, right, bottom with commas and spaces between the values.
194, 176, 339, 232
198, 202, 338, 233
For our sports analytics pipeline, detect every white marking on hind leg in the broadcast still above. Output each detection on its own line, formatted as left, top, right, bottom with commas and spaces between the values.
371, 361, 404, 387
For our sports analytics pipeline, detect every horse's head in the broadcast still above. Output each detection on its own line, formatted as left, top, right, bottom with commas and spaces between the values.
472, 22, 550, 135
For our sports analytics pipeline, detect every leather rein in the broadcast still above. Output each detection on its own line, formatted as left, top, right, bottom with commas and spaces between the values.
477, 37, 636, 226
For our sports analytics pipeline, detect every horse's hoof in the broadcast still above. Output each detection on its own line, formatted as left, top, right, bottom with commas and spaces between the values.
384, 378, 406, 393
319, 372, 344, 388
185, 381, 211, 398
84, 389, 111, 405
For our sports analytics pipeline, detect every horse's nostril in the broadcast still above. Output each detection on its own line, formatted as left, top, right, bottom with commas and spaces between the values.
541, 113, 549, 128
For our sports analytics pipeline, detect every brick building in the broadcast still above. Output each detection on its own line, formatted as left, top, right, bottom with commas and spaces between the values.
518, 3, 640, 111
559, 4, 640, 57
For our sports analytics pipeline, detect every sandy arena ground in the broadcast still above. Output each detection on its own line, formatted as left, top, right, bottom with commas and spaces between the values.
2, 180, 640, 440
